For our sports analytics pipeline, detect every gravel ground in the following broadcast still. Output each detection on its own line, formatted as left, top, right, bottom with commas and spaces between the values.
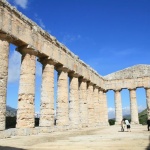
0, 125, 149, 150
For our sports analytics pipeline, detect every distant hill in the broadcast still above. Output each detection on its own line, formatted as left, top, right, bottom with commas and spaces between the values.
139, 109, 147, 125
6, 105, 17, 117
6, 106, 17, 112
109, 108, 148, 125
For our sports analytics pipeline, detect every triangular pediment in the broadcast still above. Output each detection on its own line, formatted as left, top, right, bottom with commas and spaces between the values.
104, 64, 150, 80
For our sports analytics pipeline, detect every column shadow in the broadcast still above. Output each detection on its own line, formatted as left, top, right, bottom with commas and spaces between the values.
0, 146, 25, 150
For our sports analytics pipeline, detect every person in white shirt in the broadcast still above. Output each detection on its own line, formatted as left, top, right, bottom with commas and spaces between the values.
124, 119, 131, 132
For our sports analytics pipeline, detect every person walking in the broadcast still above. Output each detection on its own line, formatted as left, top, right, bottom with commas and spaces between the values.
124, 118, 131, 132
121, 119, 125, 132
147, 119, 150, 131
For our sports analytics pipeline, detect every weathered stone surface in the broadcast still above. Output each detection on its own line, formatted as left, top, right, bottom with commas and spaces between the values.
104, 65, 150, 90
104, 65, 150, 80
146, 88, 150, 119
87, 83, 94, 127
114, 90, 123, 125
56, 70, 69, 126
40, 63, 54, 127
99, 90, 108, 125
16, 52, 36, 128
0, 39, 9, 131
129, 89, 139, 124
93, 87, 100, 126
79, 80, 88, 127
99, 90, 104, 124
0, 0, 150, 139
0, 0, 104, 87
69, 76, 80, 128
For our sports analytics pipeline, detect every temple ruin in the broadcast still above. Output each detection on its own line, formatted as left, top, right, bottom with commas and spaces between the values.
0, 0, 149, 138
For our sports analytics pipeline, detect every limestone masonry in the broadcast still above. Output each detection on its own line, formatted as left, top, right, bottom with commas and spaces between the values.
0, 0, 149, 139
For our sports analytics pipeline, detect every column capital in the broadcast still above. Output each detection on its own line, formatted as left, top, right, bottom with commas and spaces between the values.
79, 77, 88, 82
128, 88, 136, 91
87, 81, 95, 86
144, 87, 150, 90
0, 33, 19, 44
99, 87, 105, 91
114, 89, 122, 92
68, 71, 80, 78
93, 85, 99, 89
56, 65, 70, 73
16, 45, 38, 56
38, 57, 57, 66
103, 90, 108, 93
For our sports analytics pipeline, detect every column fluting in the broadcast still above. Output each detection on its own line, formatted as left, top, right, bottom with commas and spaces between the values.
16, 48, 36, 128
114, 90, 123, 125
0, 39, 9, 130
87, 83, 94, 127
69, 75, 80, 128
79, 79, 88, 127
129, 89, 139, 124
56, 69, 69, 126
93, 87, 100, 126
40, 61, 55, 127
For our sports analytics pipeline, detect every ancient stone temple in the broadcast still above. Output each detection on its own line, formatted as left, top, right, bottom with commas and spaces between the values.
0, 0, 150, 138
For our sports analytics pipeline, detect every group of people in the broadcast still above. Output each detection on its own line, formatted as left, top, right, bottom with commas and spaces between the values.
121, 118, 150, 132
121, 118, 131, 132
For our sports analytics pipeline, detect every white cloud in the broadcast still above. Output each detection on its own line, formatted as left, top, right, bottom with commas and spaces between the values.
61, 34, 81, 45
108, 107, 115, 119
37, 18, 45, 29
36, 61, 42, 76
108, 105, 146, 119
14, 0, 28, 9
8, 50, 21, 83
8, 50, 42, 83
34, 13, 45, 29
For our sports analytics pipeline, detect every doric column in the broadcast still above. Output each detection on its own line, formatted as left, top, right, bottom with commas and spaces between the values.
16, 46, 36, 128
114, 90, 123, 125
99, 90, 108, 125
145, 88, 150, 119
103, 90, 109, 125
129, 89, 139, 124
69, 74, 80, 128
39, 59, 55, 127
87, 82, 94, 127
56, 67, 69, 126
0, 39, 9, 130
93, 86, 100, 126
79, 78, 88, 128
99, 90, 104, 123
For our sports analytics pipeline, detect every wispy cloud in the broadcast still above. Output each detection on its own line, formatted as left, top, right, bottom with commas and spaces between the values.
34, 13, 45, 29
108, 105, 146, 119
61, 34, 81, 45
85, 47, 138, 76
8, 50, 21, 83
8, 50, 42, 83
36, 61, 42, 77
14, 0, 28, 9
115, 48, 136, 57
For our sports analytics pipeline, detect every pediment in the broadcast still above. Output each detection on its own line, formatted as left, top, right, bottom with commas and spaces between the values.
104, 64, 150, 80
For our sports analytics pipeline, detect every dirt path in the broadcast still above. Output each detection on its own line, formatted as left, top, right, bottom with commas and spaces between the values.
0, 125, 149, 150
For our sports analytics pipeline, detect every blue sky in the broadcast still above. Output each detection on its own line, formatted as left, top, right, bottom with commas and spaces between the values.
6, 0, 150, 118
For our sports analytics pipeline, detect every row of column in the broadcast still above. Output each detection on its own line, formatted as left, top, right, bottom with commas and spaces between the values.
0, 40, 108, 130
115, 88, 150, 124
1, 39, 150, 131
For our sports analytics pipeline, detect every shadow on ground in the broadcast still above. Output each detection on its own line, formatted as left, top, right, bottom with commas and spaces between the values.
0, 146, 25, 150
146, 135, 150, 150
